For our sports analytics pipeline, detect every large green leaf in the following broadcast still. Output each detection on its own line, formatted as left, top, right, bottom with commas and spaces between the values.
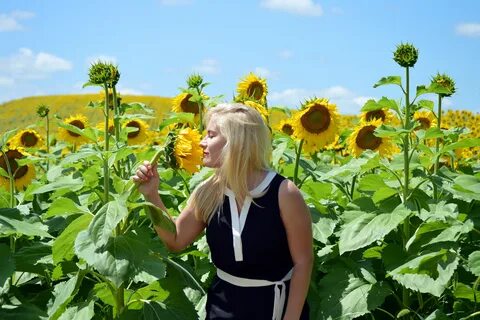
44, 197, 91, 218
47, 273, 84, 320
468, 251, 480, 277
14, 242, 52, 274
31, 175, 84, 195
317, 266, 390, 320
0, 244, 15, 285
338, 205, 411, 254
424, 309, 449, 320
373, 76, 402, 88
89, 200, 128, 248
53, 214, 93, 263
57, 300, 94, 320
142, 297, 198, 320
389, 249, 459, 297
0, 208, 52, 238
0, 303, 48, 320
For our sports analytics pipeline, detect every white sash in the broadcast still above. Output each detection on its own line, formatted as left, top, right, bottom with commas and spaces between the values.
216, 267, 293, 320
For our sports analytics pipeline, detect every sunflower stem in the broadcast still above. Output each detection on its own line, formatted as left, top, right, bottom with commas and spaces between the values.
46, 113, 50, 171
103, 84, 110, 203
433, 94, 442, 201
402, 66, 411, 310
293, 139, 304, 186
195, 87, 204, 132
1, 150, 16, 207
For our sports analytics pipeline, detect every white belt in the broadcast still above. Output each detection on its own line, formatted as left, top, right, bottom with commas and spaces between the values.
216, 268, 293, 320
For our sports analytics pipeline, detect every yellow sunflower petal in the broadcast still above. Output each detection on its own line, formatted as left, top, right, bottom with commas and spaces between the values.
174, 128, 203, 174
347, 118, 399, 158
243, 100, 269, 123
123, 119, 150, 146
236, 73, 268, 103
413, 111, 437, 130
57, 114, 89, 145
8, 129, 44, 149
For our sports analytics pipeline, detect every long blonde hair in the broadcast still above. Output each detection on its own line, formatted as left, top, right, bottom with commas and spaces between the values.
190, 103, 271, 222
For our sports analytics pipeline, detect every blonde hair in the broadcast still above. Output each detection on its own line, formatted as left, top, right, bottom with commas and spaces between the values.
190, 103, 271, 223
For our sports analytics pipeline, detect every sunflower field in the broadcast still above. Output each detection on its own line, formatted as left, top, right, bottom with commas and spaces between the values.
1, 44, 480, 320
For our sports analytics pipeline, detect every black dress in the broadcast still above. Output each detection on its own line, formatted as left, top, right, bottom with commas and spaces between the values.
205, 172, 310, 319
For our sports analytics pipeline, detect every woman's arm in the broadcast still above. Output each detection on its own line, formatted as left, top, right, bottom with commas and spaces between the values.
133, 161, 206, 252
278, 179, 313, 320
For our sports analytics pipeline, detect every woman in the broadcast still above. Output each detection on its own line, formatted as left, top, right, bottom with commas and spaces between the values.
133, 103, 313, 319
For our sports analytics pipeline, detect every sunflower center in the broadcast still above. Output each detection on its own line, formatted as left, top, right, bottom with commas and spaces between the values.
366, 110, 386, 122
180, 94, 199, 114
0, 150, 28, 179
300, 104, 331, 134
68, 120, 85, 137
247, 81, 264, 100
416, 118, 431, 130
282, 124, 294, 136
127, 121, 141, 138
356, 125, 382, 150
21, 132, 39, 147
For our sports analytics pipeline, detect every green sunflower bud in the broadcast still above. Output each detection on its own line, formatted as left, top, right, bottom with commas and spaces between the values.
164, 131, 179, 169
187, 73, 204, 89
88, 61, 120, 87
36, 104, 50, 118
431, 73, 456, 97
393, 43, 418, 68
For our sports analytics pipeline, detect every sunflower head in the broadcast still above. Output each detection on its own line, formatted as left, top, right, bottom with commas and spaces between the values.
276, 119, 294, 136
172, 92, 201, 114
413, 111, 437, 130
431, 73, 456, 97
0, 147, 36, 191
36, 104, 50, 118
236, 73, 268, 102
347, 118, 399, 158
292, 98, 339, 152
360, 108, 393, 124
9, 129, 44, 149
187, 73, 204, 89
165, 128, 203, 174
58, 114, 89, 145
393, 43, 418, 68
88, 61, 120, 87
123, 119, 150, 145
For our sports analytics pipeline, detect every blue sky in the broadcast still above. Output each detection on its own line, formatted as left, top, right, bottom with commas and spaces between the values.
1, 0, 479, 114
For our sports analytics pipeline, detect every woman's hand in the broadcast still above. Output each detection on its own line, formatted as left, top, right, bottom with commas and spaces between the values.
132, 160, 159, 198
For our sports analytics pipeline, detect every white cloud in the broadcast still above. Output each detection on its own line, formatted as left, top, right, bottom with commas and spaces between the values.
443, 98, 453, 108
159, 0, 192, 5
86, 55, 118, 66
0, 76, 14, 86
254, 67, 271, 78
0, 48, 72, 80
269, 86, 370, 114
193, 59, 220, 74
260, 0, 323, 16
456, 23, 480, 37
279, 49, 293, 59
117, 86, 144, 95
0, 11, 35, 32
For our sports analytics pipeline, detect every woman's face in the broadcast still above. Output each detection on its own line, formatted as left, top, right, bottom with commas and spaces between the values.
200, 116, 227, 168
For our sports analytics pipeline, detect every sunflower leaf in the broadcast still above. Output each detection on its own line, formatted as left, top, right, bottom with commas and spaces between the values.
467, 251, 480, 277
0, 129, 17, 148
424, 127, 444, 139
158, 112, 196, 131
440, 138, 480, 153
373, 76, 402, 88
415, 83, 451, 98
57, 121, 97, 142
418, 99, 434, 111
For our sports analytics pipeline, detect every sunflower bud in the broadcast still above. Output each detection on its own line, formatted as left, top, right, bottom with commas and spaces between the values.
431, 73, 456, 97
37, 104, 50, 118
187, 73, 204, 89
88, 61, 120, 87
393, 43, 418, 68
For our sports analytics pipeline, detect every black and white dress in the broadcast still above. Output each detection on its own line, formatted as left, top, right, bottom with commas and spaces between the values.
205, 171, 310, 320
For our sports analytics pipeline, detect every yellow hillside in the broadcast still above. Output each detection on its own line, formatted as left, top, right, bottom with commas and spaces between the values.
0, 94, 173, 133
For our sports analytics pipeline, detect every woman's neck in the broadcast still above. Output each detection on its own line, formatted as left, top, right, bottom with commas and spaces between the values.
247, 169, 268, 191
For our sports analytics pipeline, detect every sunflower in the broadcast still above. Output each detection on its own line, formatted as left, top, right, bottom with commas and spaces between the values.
0, 147, 36, 191
236, 73, 268, 103
96, 120, 115, 134
172, 92, 201, 114
291, 98, 339, 152
360, 108, 394, 124
57, 114, 89, 145
123, 119, 149, 145
347, 118, 399, 158
276, 119, 294, 136
8, 129, 44, 149
173, 128, 203, 174
243, 100, 269, 123
413, 111, 437, 130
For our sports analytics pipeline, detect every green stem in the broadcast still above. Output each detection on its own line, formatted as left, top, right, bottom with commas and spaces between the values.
462, 311, 480, 320
115, 283, 125, 318
433, 95, 442, 201
104, 84, 110, 203
293, 139, 304, 186
46, 114, 50, 171
1, 150, 16, 207
165, 257, 206, 295
402, 66, 411, 309
112, 86, 120, 143
195, 87, 204, 132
